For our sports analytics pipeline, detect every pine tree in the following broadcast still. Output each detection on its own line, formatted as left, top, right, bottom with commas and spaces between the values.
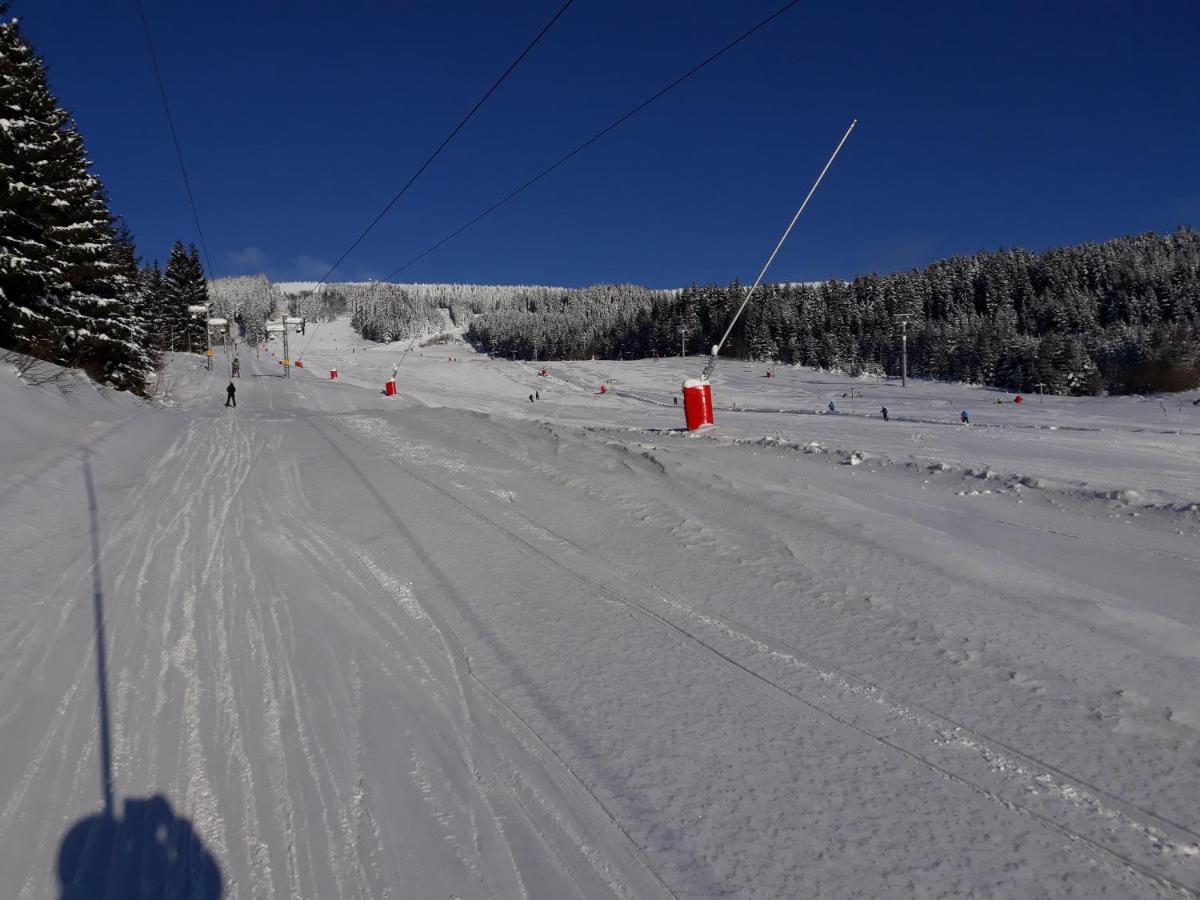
162, 240, 208, 352
140, 260, 168, 351
184, 243, 210, 351
103, 221, 157, 388
161, 241, 189, 351
0, 6, 150, 391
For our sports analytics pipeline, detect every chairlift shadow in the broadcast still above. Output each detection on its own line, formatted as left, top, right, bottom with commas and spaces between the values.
58, 453, 224, 899
58, 795, 222, 900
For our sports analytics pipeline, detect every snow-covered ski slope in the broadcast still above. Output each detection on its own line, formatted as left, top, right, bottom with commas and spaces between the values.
2, 323, 1199, 898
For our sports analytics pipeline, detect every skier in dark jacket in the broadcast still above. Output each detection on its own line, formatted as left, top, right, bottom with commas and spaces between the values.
225, 382, 236, 408
881, 405, 889, 422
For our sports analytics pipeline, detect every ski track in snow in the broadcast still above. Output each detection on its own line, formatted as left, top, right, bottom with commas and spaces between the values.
329, 411, 1200, 898
1, 339, 1198, 898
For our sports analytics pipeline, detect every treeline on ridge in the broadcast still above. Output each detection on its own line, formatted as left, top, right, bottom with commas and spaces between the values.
457, 228, 1200, 395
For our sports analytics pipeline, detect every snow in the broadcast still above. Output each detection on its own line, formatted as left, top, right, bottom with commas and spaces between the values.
1, 331, 1199, 898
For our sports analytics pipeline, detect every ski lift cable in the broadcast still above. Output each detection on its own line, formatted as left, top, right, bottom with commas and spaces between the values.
297, 0, 575, 363
309, 0, 576, 292
700, 118, 856, 381
138, 0, 233, 375
382, 0, 805, 282
135, 0, 216, 283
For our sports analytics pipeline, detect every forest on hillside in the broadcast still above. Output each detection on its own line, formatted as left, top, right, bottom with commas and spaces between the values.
456, 228, 1200, 395
314, 228, 1200, 395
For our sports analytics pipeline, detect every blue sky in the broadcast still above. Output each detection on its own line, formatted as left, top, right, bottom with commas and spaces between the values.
21, 0, 1200, 288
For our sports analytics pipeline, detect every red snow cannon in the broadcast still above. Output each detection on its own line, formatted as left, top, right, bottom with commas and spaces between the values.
682, 378, 714, 431
384, 379, 396, 396
330, 369, 338, 379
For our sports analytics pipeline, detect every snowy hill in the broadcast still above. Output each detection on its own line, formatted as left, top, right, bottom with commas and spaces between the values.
1, 333, 1199, 898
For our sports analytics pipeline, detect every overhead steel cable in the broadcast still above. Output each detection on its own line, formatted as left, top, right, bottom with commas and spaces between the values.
297, 0, 575, 362
311, 0, 575, 290
135, 0, 215, 281
381, 0, 804, 281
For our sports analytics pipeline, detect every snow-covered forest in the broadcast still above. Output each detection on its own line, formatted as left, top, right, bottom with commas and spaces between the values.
285, 282, 446, 342
208, 275, 280, 345
0, 10, 214, 392
0, 9, 154, 392
457, 229, 1200, 395
283, 230, 1200, 396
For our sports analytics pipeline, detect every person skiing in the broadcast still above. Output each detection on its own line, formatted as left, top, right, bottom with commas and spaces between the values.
225, 382, 236, 408
528, 394, 534, 403
673, 395, 679, 406
232, 358, 240, 378
535, 390, 540, 400
881, 405, 889, 422
960, 409, 970, 425
828, 400, 836, 414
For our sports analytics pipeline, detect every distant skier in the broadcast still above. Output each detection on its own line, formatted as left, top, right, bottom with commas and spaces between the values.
961, 409, 970, 425
881, 405, 889, 422
232, 358, 240, 377
535, 390, 540, 400
828, 400, 836, 414
529, 394, 534, 403
673, 395, 679, 406
225, 382, 236, 408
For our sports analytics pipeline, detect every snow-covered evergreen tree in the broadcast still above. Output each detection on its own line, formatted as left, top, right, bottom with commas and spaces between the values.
162, 240, 209, 352
209, 275, 279, 344
0, 5, 151, 391
140, 259, 168, 351
104, 221, 158, 386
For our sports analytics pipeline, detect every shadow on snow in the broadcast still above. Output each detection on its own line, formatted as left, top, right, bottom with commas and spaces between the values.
57, 452, 223, 899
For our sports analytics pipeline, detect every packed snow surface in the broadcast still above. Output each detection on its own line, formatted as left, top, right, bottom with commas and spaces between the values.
2, 323, 1199, 898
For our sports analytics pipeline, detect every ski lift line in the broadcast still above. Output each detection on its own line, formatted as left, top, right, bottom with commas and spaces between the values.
382, 0, 806, 281
269, 0, 575, 366
701, 118, 856, 381
309, 0, 576, 292
134, 0, 216, 284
